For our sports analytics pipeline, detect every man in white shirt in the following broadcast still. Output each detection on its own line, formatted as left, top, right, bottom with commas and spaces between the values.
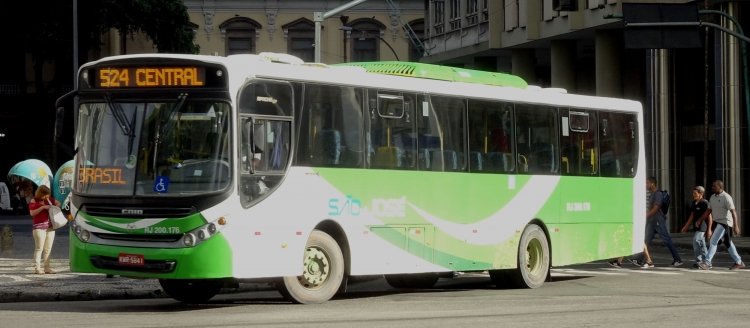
697, 180, 745, 270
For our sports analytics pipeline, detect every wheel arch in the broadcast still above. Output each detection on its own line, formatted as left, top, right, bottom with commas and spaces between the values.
314, 220, 351, 276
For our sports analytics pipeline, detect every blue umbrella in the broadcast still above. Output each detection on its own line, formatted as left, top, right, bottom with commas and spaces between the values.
7, 159, 53, 188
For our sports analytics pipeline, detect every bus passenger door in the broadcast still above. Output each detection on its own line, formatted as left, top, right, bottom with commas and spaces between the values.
237, 80, 294, 207
239, 117, 291, 206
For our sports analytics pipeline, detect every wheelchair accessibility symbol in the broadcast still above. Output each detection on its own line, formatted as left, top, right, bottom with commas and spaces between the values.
154, 176, 170, 193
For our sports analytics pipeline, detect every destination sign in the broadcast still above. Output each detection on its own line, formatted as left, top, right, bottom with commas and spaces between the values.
97, 67, 206, 88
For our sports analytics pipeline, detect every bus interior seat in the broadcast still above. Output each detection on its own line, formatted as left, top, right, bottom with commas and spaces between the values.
373, 146, 402, 168
530, 142, 556, 173
312, 129, 342, 166
487, 152, 513, 172
470, 151, 483, 171
419, 148, 432, 170
430, 149, 458, 171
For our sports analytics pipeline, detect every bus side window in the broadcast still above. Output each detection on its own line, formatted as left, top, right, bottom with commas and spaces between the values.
516, 105, 558, 175
561, 109, 597, 176
300, 84, 364, 168
599, 112, 637, 177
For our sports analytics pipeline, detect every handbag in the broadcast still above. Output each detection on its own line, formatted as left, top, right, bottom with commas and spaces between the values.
47, 199, 68, 229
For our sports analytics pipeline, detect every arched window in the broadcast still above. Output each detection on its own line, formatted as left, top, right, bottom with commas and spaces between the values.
405, 19, 425, 62
347, 18, 385, 62
219, 17, 262, 55
283, 18, 315, 62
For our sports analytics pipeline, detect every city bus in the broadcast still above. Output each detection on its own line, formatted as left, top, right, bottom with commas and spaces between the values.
57, 52, 645, 304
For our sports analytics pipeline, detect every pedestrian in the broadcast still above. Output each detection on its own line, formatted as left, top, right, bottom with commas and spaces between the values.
27, 185, 59, 274
680, 185, 711, 269
608, 243, 653, 269
641, 177, 683, 267
697, 180, 745, 270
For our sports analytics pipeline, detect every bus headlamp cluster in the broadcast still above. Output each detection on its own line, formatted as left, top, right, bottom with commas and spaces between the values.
182, 219, 225, 247
71, 219, 91, 242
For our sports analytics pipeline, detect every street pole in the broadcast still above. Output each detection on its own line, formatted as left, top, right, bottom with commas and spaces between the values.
73, 0, 78, 84
314, 0, 369, 63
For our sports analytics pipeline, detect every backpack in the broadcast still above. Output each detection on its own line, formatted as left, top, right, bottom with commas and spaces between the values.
660, 190, 670, 215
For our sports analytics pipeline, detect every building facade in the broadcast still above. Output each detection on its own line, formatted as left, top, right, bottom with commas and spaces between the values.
421, 0, 749, 232
180, 0, 424, 64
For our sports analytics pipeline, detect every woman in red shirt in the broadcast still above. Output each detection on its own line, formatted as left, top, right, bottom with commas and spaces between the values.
27, 185, 59, 274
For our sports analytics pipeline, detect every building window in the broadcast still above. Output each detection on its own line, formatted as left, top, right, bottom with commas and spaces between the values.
348, 19, 384, 62
449, 0, 461, 30
283, 18, 315, 62
433, 0, 445, 34
467, 0, 479, 25
219, 17, 261, 55
504, 0, 519, 31
406, 19, 425, 62
482, 0, 489, 21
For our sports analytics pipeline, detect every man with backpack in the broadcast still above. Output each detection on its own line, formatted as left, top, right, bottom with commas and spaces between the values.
637, 177, 683, 267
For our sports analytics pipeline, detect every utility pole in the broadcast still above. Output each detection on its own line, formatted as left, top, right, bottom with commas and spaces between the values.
314, 0, 369, 63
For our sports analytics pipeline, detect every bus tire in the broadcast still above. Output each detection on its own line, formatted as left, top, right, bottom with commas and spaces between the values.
384, 273, 440, 289
279, 230, 344, 304
159, 278, 224, 303
490, 224, 549, 289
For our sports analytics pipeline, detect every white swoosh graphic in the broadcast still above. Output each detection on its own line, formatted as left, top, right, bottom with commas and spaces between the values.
408, 175, 561, 245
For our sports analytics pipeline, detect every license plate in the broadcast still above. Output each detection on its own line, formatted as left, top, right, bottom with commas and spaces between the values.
118, 253, 145, 266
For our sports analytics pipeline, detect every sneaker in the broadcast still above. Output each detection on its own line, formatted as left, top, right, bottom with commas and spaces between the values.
672, 260, 683, 267
640, 262, 654, 269
729, 262, 746, 270
697, 262, 709, 270
608, 261, 623, 268
629, 259, 642, 267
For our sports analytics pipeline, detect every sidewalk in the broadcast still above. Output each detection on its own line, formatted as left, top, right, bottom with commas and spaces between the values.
0, 259, 165, 302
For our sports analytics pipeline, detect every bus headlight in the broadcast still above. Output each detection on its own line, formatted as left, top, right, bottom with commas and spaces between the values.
207, 223, 217, 234
183, 233, 196, 247
80, 230, 91, 242
180, 217, 226, 247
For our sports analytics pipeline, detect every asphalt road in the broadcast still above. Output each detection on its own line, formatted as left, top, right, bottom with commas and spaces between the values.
0, 261, 749, 327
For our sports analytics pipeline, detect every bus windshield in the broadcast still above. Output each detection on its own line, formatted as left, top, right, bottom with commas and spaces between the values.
74, 98, 231, 196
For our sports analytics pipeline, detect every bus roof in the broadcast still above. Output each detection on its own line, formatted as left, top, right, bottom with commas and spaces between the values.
79, 53, 642, 114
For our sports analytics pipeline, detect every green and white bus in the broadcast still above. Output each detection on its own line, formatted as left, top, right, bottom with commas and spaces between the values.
59, 52, 645, 304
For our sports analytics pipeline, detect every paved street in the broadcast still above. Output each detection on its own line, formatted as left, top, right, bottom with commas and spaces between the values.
1, 212, 749, 304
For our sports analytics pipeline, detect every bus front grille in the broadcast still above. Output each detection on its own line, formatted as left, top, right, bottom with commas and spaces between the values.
93, 232, 183, 243
83, 206, 196, 218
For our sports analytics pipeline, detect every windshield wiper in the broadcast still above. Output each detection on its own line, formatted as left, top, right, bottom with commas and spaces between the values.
153, 93, 189, 174
156, 93, 188, 145
104, 94, 133, 136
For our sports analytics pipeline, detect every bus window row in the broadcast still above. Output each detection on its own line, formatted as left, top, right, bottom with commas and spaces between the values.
241, 81, 637, 178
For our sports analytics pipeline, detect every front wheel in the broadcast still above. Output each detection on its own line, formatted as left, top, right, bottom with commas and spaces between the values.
490, 224, 549, 289
159, 278, 224, 303
278, 230, 345, 304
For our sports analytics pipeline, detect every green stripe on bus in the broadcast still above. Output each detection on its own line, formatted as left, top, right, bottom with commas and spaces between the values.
335, 61, 528, 89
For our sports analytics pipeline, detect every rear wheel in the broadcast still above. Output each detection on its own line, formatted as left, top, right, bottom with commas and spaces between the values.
159, 278, 224, 303
278, 230, 344, 304
384, 273, 440, 289
490, 224, 549, 289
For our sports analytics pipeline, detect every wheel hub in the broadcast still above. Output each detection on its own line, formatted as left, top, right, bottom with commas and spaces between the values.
299, 246, 330, 288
